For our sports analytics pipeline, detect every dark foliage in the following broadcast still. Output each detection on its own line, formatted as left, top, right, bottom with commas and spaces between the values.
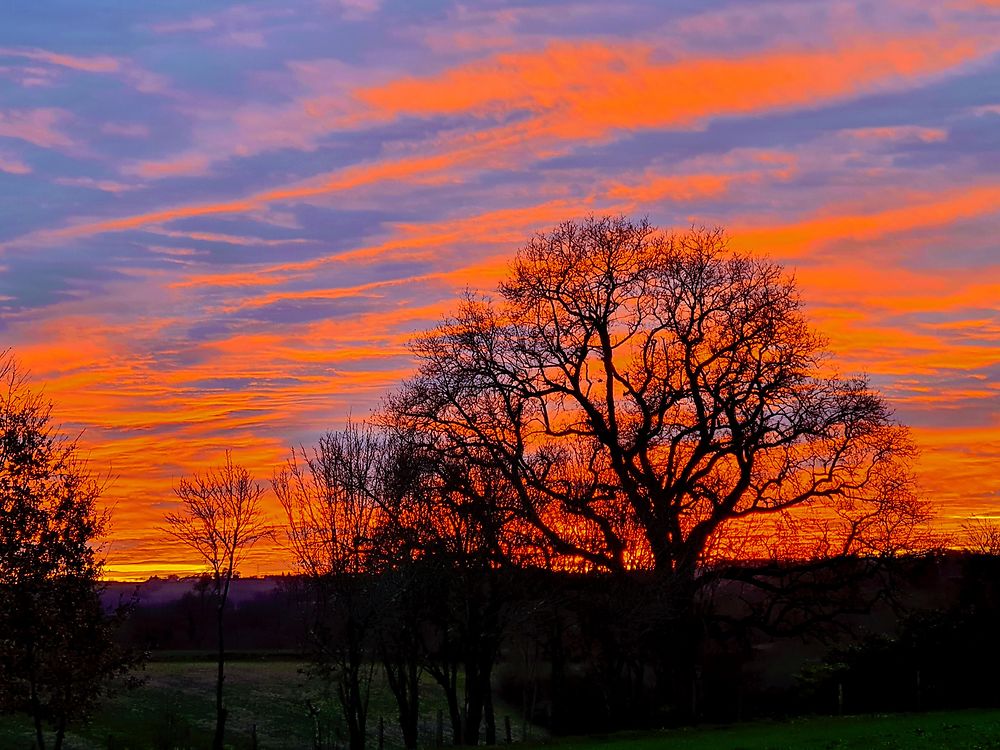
797, 554, 1000, 715
0, 352, 137, 750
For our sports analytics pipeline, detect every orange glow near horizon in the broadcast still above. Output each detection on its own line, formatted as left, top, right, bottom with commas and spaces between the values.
1, 1, 997, 578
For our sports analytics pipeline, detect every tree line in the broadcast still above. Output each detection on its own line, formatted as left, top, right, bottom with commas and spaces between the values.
2, 218, 966, 749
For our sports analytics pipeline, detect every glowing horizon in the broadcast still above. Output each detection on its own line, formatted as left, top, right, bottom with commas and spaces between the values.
1, 1, 997, 579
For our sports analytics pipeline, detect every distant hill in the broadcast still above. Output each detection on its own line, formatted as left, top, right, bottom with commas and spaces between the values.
101, 574, 291, 608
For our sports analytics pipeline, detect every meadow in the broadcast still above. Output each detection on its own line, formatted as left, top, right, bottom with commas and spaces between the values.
0, 656, 538, 750
2, 658, 1000, 750
550, 710, 1000, 750
0, 660, 317, 750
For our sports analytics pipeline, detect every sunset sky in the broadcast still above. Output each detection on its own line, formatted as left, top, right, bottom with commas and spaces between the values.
1, 0, 997, 579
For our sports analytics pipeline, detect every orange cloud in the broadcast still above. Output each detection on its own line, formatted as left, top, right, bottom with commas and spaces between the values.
0, 108, 73, 149
13, 182, 998, 578
27, 139, 498, 245
0, 153, 31, 175
735, 184, 1000, 257
124, 153, 212, 178
6, 14, 997, 577
359, 34, 988, 137
10, 27, 990, 253
6, 279, 450, 577
913, 421, 1000, 522
606, 173, 733, 203
169, 197, 583, 293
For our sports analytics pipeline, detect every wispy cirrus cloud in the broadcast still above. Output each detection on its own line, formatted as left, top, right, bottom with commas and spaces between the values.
53, 176, 141, 193
101, 121, 150, 137
2, 0, 997, 575
0, 151, 31, 174
0, 46, 121, 73
0, 107, 74, 149
110, 24, 998, 184
8, 27, 995, 248
735, 184, 1000, 256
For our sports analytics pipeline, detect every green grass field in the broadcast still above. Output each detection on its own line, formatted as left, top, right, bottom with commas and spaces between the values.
551, 710, 1000, 750
2, 660, 1000, 749
0, 657, 532, 749
0, 660, 320, 749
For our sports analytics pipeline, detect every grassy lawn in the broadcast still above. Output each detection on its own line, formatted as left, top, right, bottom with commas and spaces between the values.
0, 659, 319, 749
0, 657, 528, 749
549, 709, 1000, 750
2, 664, 1000, 750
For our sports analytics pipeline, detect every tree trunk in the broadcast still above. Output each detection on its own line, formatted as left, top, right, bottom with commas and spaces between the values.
384, 656, 421, 750
339, 628, 370, 750
31, 689, 46, 750
402, 661, 420, 750
428, 662, 462, 744
214, 602, 227, 750
484, 678, 496, 746
29, 646, 46, 750
53, 718, 67, 750
651, 568, 701, 723
347, 706, 366, 750
447, 682, 462, 744
462, 660, 484, 745
549, 618, 565, 734
463, 653, 498, 746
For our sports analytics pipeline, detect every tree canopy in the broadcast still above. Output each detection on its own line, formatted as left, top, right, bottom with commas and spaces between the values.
389, 217, 925, 580
0, 351, 132, 750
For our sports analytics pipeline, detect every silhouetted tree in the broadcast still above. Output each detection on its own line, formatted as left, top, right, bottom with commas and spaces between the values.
366, 435, 437, 750
389, 217, 923, 715
162, 453, 272, 750
370, 558, 433, 750
0, 352, 135, 750
274, 422, 393, 750
959, 516, 1000, 555
414, 457, 515, 746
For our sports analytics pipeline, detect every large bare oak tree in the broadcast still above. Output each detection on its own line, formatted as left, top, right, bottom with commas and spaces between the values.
389, 216, 923, 590
387, 216, 926, 716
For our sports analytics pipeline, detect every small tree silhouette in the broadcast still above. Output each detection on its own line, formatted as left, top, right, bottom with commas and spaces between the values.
163, 452, 272, 750
274, 422, 393, 750
960, 516, 1000, 555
